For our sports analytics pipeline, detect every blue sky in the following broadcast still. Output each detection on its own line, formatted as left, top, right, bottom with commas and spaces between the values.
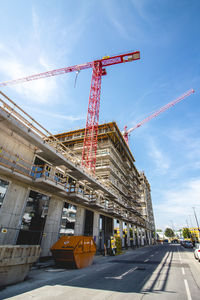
0, 0, 200, 231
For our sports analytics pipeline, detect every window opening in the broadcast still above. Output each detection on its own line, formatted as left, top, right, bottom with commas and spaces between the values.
59, 202, 77, 236
0, 178, 9, 209
16, 190, 50, 245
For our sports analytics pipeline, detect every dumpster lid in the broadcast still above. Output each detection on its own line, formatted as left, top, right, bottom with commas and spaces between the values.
51, 236, 96, 251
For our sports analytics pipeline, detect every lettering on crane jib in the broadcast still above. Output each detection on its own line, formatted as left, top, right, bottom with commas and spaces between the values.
102, 57, 121, 66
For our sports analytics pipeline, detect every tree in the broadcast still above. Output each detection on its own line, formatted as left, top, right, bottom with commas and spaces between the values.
164, 227, 175, 238
182, 228, 191, 239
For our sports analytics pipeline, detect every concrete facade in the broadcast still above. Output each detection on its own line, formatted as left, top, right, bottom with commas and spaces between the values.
0, 92, 155, 257
139, 172, 156, 244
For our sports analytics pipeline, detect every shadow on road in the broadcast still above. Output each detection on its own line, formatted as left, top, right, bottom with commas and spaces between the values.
1, 244, 192, 298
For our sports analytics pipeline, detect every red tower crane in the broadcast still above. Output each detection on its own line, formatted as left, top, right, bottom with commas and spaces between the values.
123, 88, 195, 145
0, 51, 140, 174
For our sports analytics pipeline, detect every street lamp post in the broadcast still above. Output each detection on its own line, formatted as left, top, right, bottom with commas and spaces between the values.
192, 207, 200, 242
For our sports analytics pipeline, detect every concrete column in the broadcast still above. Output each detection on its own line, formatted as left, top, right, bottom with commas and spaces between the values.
119, 220, 124, 247
40, 196, 63, 257
141, 228, 145, 246
145, 230, 149, 245
149, 231, 153, 245
147, 230, 151, 245
0, 181, 28, 245
74, 206, 85, 236
137, 227, 141, 246
93, 211, 100, 248
132, 225, 136, 246
127, 223, 130, 247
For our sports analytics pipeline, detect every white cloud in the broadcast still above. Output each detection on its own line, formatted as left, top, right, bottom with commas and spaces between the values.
148, 138, 170, 174
167, 127, 200, 163
0, 6, 92, 105
0, 8, 59, 106
102, 1, 141, 40
24, 106, 85, 122
131, 0, 149, 22
154, 178, 200, 229
108, 16, 130, 39
0, 53, 58, 104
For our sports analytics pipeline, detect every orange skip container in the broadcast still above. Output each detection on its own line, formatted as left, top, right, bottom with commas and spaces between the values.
50, 236, 97, 269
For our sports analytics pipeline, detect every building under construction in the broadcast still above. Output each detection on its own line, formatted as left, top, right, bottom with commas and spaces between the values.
0, 92, 155, 257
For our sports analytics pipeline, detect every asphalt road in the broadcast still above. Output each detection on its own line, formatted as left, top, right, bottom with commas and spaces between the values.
1, 244, 200, 299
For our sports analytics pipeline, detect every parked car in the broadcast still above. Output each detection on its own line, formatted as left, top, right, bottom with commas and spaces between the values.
194, 244, 200, 262
180, 240, 187, 247
184, 241, 193, 248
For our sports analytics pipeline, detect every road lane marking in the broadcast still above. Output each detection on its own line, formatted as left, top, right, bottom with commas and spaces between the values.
184, 279, 192, 300
181, 267, 185, 275
59, 274, 86, 285
142, 251, 173, 293
150, 254, 154, 257
177, 246, 182, 264
96, 265, 110, 271
144, 259, 149, 262
105, 266, 137, 280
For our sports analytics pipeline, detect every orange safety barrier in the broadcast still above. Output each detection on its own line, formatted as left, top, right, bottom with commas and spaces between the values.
51, 236, 97, 269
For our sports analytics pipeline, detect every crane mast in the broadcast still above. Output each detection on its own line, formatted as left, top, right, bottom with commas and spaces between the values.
123, 89, 195, 145
0, 51, 140, 174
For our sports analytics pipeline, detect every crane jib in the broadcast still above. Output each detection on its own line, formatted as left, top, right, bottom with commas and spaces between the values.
101, 52, 140, 67
101, 57, 122, 66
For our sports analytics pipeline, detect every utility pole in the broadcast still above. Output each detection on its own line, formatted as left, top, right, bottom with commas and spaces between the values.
192, 207, 200, 242
192, 207, 200, 228
188, 215, 193, 228
170, 220, 175, 238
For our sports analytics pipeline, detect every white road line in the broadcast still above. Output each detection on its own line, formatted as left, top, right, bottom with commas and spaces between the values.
105, 266, 137, 280
59, 274, 86, 285
144, 259, 149, 262
177, 246, 182, 264
96, 265, 109, 272
181, 267, 185, 275
150, 254, 154, 257
184, 279, 192, 300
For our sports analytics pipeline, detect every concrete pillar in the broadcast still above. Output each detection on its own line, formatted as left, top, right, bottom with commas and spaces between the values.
149, 231, 153, 245
40, 196, 63, 257
127, 223, 130, 247
132, 225, 136, 246
141, 228, 145, 246
74, 206, 85, 236
93, 211, 100, 248
145, 230, 149, 245
119, 220, 124, 247
0, 181, 28, 245
137, 227, 141, 246
147, 230, 151, 245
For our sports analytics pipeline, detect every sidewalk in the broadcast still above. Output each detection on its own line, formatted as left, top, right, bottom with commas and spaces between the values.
0, 246, 149, 299
32, 246, 145, 270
